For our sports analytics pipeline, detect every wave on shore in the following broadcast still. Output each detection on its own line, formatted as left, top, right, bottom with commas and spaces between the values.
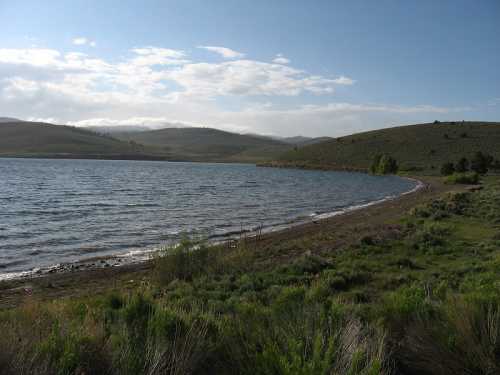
0, 177, 424, 281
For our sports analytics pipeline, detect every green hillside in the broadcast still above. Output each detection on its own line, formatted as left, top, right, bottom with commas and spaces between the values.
115, 127, 292, 162
0, 121, 170, 160
273, 121, 500, 173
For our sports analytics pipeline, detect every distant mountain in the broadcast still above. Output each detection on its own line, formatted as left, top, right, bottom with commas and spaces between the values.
82, 122, 193, 135
114, 127, 292, 162
0, 120, 170, 160
84, 125, 153, 134
272, 121, 500, 173
0, 117, 22, 123
279, 136, 332, 146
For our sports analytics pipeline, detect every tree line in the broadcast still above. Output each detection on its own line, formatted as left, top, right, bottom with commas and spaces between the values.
441, 151, 500, 176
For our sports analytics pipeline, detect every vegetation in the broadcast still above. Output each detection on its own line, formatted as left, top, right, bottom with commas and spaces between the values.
440, 151, 498, 183
440, 162, 455, 176
0, 121, 293, 163
1, 176, 499, 374
455, 157, 469, 173
1, 119, 500, 373
444, 172, 480, 184
370, 154, 398, 175
272, 122, 500, 174
471, 151, 495, 174
0, 121, 168, 160
114, 127, 292, 163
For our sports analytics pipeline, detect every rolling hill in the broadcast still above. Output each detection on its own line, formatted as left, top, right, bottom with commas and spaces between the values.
114, 127, 292, 162
0, 121, 171, 160
278, 136, 333, 146
269, 121, 500, 173
0, 121, 292, 162
0, 117, 22, 123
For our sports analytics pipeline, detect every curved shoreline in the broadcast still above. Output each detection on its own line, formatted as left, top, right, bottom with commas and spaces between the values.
0, 175, 424, 282
1, 175, 449, 309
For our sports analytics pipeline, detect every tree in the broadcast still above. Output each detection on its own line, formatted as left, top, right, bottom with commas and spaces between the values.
440, 162, 455, 176
471, 152, 493, 174
370, 154, 382, 174
371, 154, 398, 175
492, 159, 500, 172
455, 157, 469, 173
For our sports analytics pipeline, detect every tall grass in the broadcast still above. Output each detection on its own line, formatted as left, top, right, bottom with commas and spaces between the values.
397, 298, 500, 375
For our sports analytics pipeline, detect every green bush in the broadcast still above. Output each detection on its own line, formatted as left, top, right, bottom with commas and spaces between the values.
370, 154, 399, 175
408, 222, 450, 253
154, 237, 219, 285
440, 162, 455, 176
471, 151, 494, 175
397, 298, 500, 375
445, 172, 479, 184
455, 157, 469, 173
227, 301, 389, 375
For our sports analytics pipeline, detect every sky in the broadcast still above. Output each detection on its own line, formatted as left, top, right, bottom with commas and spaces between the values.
0, 0, 499, 137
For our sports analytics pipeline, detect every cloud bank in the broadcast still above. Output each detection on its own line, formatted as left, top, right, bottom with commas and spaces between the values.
0, 44, 466, 136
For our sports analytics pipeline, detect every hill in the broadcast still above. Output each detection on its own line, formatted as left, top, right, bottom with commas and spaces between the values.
279, 136, 332, 146
0, 121, 170, 160
0, 121, 292, 163
0, 117, 22, 123
114, 127, 292, 162
271, 121, 500, 173
83, 125, 153, 134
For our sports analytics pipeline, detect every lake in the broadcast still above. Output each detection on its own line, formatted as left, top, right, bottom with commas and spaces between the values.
0, 158, 418, 278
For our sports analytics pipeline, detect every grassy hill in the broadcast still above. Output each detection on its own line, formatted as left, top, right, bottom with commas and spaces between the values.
272, 121, 500, 173
0, 121, 170, 160
0, 121, 293, 162
114, 127, 292, 162
279, 135, 333, 146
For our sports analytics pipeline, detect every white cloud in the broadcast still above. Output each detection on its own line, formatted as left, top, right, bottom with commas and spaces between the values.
0, 48, 62, 67
166, 60, 349, 97
26, 116, 59, 124
0, 45, 471, 137
197, 46, 245, 59
67, 117, 196, 128
72, 37, 97, 47
72, 37, 88, 45
332, 76, 355, 85
129, 47, 188, 66
272, 54, 290, 64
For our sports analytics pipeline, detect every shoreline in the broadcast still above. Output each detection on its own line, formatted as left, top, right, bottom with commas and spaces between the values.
0, 176, 423, 282
1, 175, 451, 309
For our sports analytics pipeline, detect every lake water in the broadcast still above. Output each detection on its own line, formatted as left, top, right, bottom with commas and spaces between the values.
0, 158, 418, 278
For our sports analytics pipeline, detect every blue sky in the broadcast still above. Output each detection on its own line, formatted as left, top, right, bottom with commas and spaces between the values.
0, 0, 499, 136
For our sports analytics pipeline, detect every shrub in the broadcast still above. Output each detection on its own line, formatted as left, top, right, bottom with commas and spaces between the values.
370, 154, 398, 175
471, 152, 493, 174
445, 172, 479, 185
408, 222, 450, 253
284, 252, 331, 275
440, 162, 455, 176
226, 301, 389, 374
154, 237, 218, 285
410, 192, 471, 219
379, 285, 433, 332
397, 298, 500, 375
455, 157, 469, 173
491, 159, 500, 172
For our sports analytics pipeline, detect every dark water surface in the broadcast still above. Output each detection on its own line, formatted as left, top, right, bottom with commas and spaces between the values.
0, 158, 418, 277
